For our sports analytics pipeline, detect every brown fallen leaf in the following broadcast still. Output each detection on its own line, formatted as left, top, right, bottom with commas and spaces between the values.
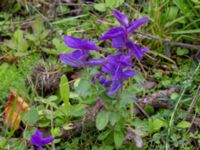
4, 91, 30, 129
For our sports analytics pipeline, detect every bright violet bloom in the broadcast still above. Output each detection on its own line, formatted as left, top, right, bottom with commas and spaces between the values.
60, 50, 88, 67
97, 53, 136, 95
100, 9, 149, 60
30, 129, 54, 150
59, 36, 101, 67
126, 39, 149, 60
84, 58, 105, 66
59, 9, 149, 95
64, 36, 100, 51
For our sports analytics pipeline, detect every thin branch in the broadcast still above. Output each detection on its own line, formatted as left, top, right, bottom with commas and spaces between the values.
134, 31, 200, 50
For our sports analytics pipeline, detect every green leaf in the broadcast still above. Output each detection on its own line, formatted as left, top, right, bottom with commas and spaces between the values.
59, 75, 70, 112
40, 30, 50, 39
170, 93, 179, 100
47, 95, 58, 101
98, 129, 112, 141
33, 17, 44, 35
69, 104, 86, 117
177, 121, 191, 128
105, 0, 124, 8
144, 105, 155, 115
17, 39, 28, 52
114, 130, 124, 148
12, 3, 21, 13
120, 89, 135, 107
10, 138, 26, 150
26, 33, 36, 42
52, 38, 70, 52
5, 40, 17, 50
134, 72, 145, 84
148, 118, 167, 133
96, 111, 110, 130
12, 29, 28, 52
51, 127, 60, 137
23, 107, 39, 125
38, 119, 50, 127
23, 127, 35, 140
13, 29, 23, 42
176, 48, 189, 56
173, 0, 193, 16
167, 6, 178, 20
75, 79, 90, 96
94, 3, 106, 12
109, 112, 120, 126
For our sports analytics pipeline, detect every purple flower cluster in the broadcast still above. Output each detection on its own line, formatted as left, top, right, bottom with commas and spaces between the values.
96, 53, 136, 95
30, 129, 54, 150
59, 36, 103, 67
100, 9, 149, 60
59, 9, 149, 95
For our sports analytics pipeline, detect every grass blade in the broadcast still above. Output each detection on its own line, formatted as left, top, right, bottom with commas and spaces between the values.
59, 75, 70, 112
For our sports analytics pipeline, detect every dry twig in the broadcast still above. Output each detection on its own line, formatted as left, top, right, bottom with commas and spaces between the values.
134, 31, 200, 50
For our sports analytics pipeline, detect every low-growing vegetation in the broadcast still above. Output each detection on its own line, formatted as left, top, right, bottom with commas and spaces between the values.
0, 0, 199, 150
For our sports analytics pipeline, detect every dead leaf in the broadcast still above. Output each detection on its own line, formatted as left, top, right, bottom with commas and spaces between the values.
4, 91, 30, 129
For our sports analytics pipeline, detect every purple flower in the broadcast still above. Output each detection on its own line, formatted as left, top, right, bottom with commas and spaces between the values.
97, 53, 136, 95
100, 9, 149, 60
126, 39, 149, 60
64, 36, 100, 51
60, 36, 100, 67
59, 9, 149, 95
30, 129, 54, 150
60, 50, 88, 67
113, 9, 129, 27
84, 59, 105, 66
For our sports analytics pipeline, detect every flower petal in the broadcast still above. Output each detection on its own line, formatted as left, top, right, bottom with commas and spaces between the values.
126, 40, 145, 60
127, 17, 149, 33
38, 146, 43, 150
107, 81, 122, 95
118, 54, 132, 67
103, 79, 112, 88
71, 50, 88, 60
30, 129, 42, 147
102, 63, 115, 75
99, 76, 106, 85
30, 129, 54, 150
113, 9, 129, 26
113, 64, 122, 80
142, 47, 149, 53
99, 27, 125, 40
122, 70, 136, 80
64, 36, 82, 49
84, 59, 105, 66
64, 36, 100, 50
95, 73, 102, 78
111, 37, 126, 49
41, 137, 54, 145
59, 50, 87, 67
